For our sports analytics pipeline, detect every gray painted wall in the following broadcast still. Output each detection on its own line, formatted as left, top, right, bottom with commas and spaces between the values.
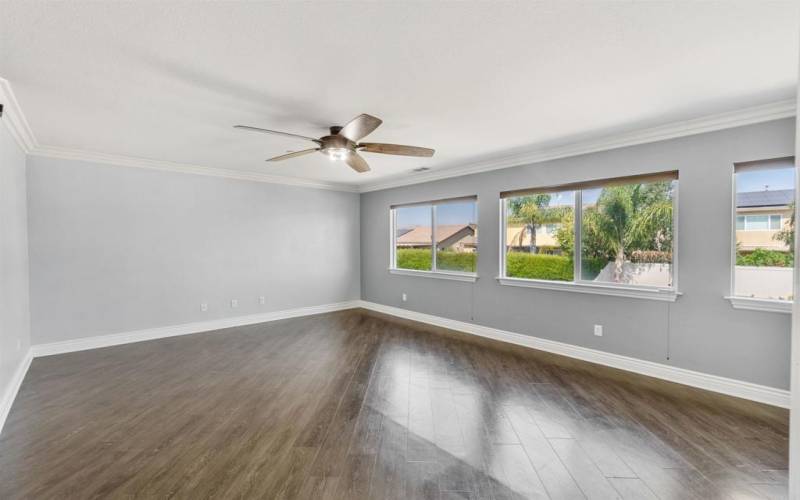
0, 120, 31, 401
361, 118, 795, 390
27, 157, 361, 345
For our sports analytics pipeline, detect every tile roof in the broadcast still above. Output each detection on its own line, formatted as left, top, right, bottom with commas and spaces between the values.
396, 224, 475, 246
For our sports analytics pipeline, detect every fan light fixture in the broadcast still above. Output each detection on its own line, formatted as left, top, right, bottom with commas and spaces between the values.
325, 147, 350, 161
234, 114, 435, 173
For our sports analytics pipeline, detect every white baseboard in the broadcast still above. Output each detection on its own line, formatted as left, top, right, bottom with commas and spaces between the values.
356, 300, 790, 408
31, 300, 361, 357
0, 349, 33, 435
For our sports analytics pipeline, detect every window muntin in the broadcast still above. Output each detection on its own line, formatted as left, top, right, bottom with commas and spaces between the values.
733, 158, 795, 301
501, 171, 678, 290
391, 197, 478, 275
504, 190, 575, 282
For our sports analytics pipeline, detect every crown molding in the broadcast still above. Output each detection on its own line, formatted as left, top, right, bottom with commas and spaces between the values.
2, 76, 795, 194
358, 99, 797, 193
0, 77, 357, 192
29, 145, 359, 192
0, 78, 37, 153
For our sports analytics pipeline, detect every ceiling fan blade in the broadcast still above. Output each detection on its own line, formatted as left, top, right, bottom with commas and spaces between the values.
359, 143, 435, 157
345, 152, 371, 173
234, 125, 321, 144
266, 149, 319, 161
339, 114, 383, 142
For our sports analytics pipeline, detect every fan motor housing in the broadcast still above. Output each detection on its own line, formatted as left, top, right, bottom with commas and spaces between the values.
320, 134, 355, 153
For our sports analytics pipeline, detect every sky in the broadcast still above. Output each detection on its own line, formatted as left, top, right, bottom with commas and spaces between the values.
396, 202, 476, 227
397, 170, 795, 228
736, 168, 795, 193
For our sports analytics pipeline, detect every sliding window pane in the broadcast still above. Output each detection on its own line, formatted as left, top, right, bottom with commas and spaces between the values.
580, 180, 675, 287
746, 215, 769, 230
505, 190, 575, 281
435, 201, 478, 272
395, 205, 432, 271
734, 162, 795, 300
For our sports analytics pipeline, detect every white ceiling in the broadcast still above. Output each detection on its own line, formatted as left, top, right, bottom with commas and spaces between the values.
1, 1, 798, 190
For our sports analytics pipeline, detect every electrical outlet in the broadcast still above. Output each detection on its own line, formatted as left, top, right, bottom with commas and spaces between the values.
231, 299, 238, 308
200, 302, 208, 312
594, 324, 603, 337
259, 296, 266, 305
402, 293, 407, 302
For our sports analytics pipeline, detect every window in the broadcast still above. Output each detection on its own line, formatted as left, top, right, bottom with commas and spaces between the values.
503, 189, 575, 282
732, 157, 795, 303
394, 205, 432, 271
391, 196, 478, 277
736, 214, 784, 231
500, 171, 678, 297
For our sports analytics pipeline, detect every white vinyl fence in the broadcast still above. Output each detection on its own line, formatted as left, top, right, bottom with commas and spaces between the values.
590, 262, 792, 299
734, 266, 793, 300
595, 262, 672, 287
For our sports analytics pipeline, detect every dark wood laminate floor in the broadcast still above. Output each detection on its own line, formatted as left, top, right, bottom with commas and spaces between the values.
0, 310, 788, 499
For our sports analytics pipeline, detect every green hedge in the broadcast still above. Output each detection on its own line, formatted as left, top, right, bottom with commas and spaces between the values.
505, 253, 607, 281
396, 248, 477, 273
737, 248, 793, 267
506, 253, 574, 281
396, 248, 433, 271
437, 251, 477, 273
397, 248, 607, 279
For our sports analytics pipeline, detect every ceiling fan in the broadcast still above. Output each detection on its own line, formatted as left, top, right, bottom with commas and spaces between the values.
234, 113, 434, 173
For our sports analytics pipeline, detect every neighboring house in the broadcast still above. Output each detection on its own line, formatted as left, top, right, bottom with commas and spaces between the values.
736, 189, 793, 252
506, 223, 563, 253
396, 224, 477, 252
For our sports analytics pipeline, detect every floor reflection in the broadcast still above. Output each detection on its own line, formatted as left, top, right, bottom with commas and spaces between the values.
0, 310, 788, 499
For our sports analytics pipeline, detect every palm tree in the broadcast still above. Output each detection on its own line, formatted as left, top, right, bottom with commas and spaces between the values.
507, 194, 563, 254
593, 183, 673, 282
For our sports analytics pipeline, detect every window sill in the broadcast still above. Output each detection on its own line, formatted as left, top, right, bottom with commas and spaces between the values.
725, 296, 792, 314
497, 277, 679, 302
389, 268, 478, 283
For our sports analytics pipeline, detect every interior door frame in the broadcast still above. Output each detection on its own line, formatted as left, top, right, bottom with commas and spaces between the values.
789, 55, 800, 497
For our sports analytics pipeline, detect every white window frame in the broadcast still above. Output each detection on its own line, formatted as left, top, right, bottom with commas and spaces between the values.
497, 175, 680, 302
389, 196, 479, 282
727, 158, 795, 314
737, 214, 785, 231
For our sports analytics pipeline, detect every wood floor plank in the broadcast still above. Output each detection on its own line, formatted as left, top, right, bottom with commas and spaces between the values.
502, 405, 585, 499
607, 478, 658, 500
548, 438, 620, 499
0, 310, 788, 499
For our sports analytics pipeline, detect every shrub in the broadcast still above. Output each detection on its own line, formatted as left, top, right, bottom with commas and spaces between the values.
396, 248, 433, 270
506, 253, 574, 281
397, 248, 609, 279
580, 257, 608, 280
736, 248, 793, 267
437, 251, 477, 273
396, 248, 478, 273
629, 250, 672, 264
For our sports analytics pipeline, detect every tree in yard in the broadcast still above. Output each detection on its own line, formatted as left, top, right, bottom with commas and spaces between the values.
589, 182, 673, 282
507, 194, 563, 254
773, 202, 795, 253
